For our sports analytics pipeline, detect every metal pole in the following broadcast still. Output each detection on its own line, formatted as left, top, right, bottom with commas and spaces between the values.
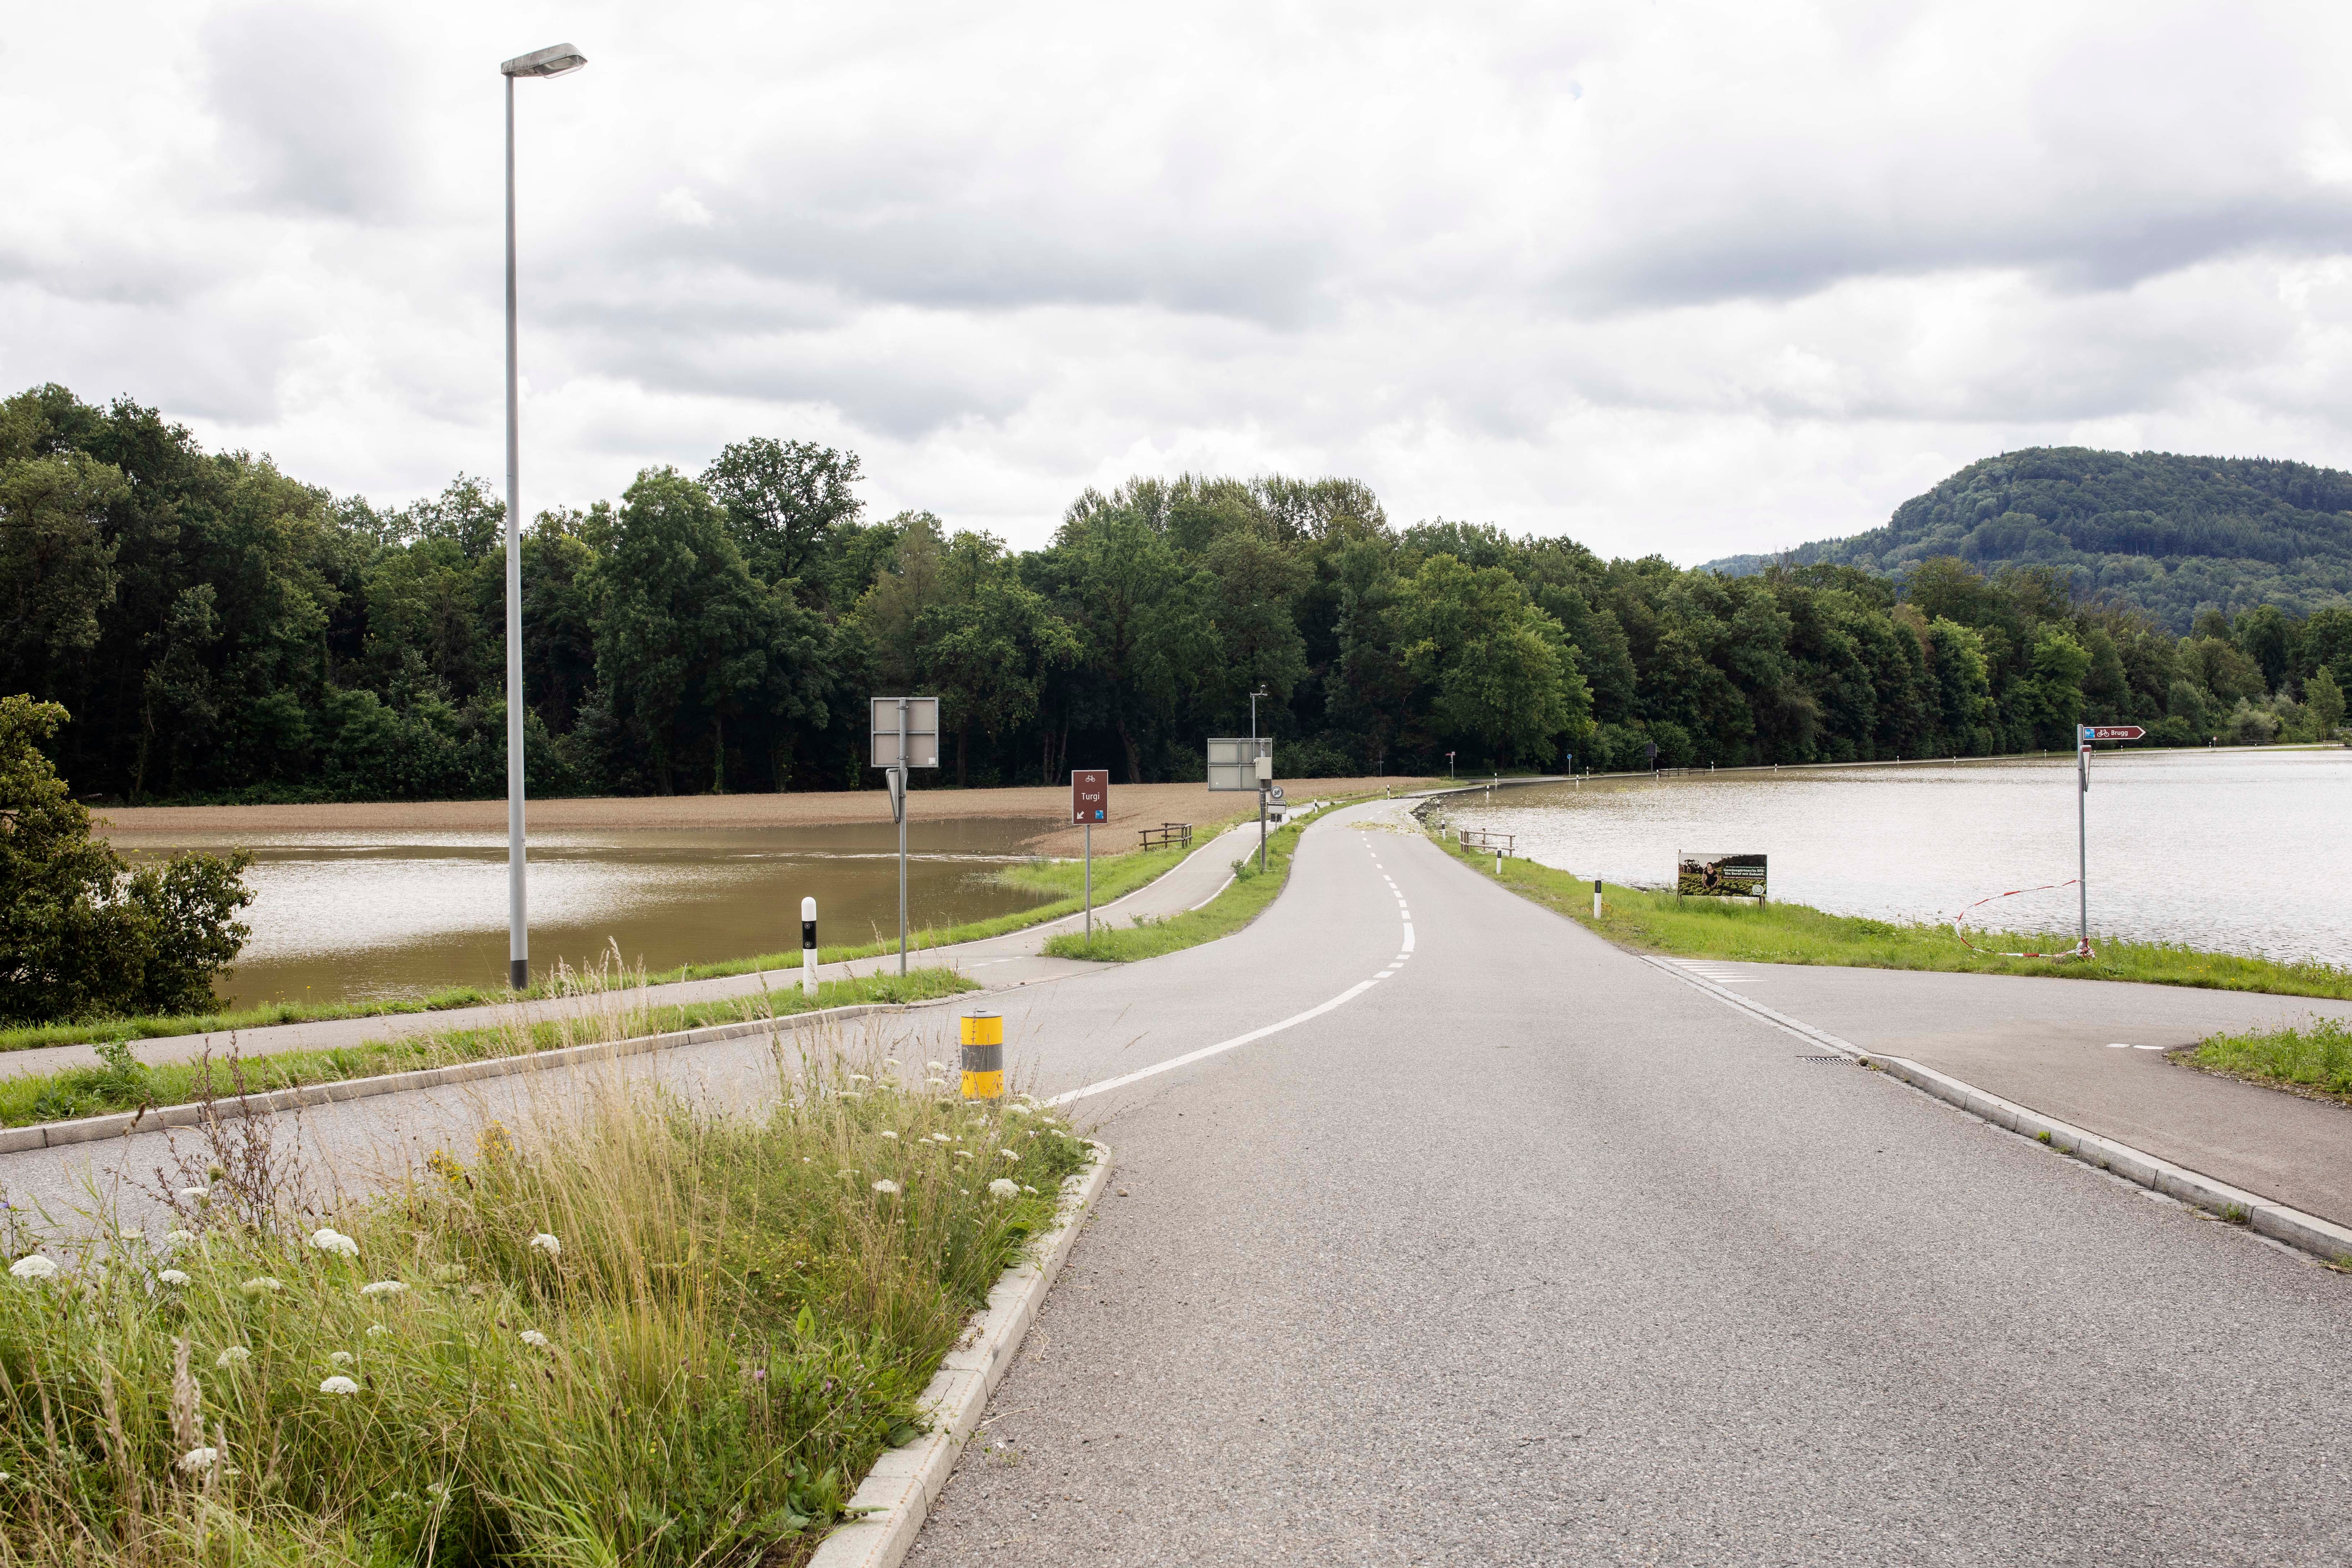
1084, 818, 1093, 943
503, 73, 528, 992
897, 699, 909, 977
1259, 786, 1267, 873
2078, 734, 2089, 956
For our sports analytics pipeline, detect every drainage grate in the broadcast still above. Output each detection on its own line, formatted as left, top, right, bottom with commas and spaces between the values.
1795, 1054, 1852, 1063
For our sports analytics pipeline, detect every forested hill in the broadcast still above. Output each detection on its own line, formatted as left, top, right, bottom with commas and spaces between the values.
1704, 448, 2352, 631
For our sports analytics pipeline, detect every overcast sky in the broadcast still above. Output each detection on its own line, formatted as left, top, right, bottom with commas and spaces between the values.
6, 1, 2350, 561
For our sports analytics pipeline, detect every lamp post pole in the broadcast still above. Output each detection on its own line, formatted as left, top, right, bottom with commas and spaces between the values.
497, 42, 586, 990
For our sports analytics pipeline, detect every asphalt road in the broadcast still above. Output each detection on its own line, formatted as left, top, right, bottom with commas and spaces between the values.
8, 798, 2347, 1563
1651, 955, 2352, 1228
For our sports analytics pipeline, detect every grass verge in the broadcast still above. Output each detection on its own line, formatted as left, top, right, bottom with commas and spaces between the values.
0, 843, 1194, 1056
0, 1053, 1092, 1565
2189, 1016, 2352, 1103
1040, 806, 1334, 962
0, 967, 976, 1130
1431, 833, 2352, 1000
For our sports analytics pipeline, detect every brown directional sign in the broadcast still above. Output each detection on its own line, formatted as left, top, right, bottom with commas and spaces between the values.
2081, 725, 2146, 744
1071, 770, 1109, 824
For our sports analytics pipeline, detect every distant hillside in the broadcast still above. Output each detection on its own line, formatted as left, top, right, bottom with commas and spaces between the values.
1704, 447, 2352, 631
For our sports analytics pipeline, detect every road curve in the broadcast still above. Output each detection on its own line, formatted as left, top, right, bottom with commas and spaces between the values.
894, 798, 2352, 1567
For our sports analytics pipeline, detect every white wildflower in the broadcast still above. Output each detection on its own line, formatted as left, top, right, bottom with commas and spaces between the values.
838, 1090, 864, 1100
929, 1133, 952, 1144
1005, 1104, 1030, 1117
872, 1179, 901, 1195
215, 1347, 250, 1367
883, 1058, 901, 1068
999, 1148, 1019, 1160
878, 1130, 898, 1140
176, 1186, 211, 1202
1021, 1185, 1037, 1195
848, 1074, 869, 1084
836, 1168, 858, 1178
953, 1150, 973, 1161
359, 1280, 408, 1298
239, 1277, 283, 1296
157, 1268, 192, 1286
528, 1233, 561, 1257
9, 1255, 59, 1281
926, 1060, 948, 1072
177, 1447, 219, 1474
988, 1178, 1020, 1200
119, 1225, 144, 1242
520, 1329, 551, 1349
318, 1375, 359, 1396
165, 1229, 197, 1247
366, 1323, 391, 1338
308, 1228, 359, 1258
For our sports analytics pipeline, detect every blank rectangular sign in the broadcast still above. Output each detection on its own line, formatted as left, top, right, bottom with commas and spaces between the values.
1205, 736, 1272, 792
869, 696, 940, 769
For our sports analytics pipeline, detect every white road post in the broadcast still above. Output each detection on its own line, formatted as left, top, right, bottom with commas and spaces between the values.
1593, 877, 1603, 919
800, 896, 817, 999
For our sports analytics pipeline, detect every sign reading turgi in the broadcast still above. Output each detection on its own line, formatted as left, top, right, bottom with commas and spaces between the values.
1677, 852, 1767, 901
1071, 769, 1108, 823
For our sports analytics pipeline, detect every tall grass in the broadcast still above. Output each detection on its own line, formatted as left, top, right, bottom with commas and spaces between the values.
0, 1043, 1092, 1565
1434, 834, 2352, 999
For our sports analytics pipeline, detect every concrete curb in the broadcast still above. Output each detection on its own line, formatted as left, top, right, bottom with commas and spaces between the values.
0, 1000, 917, 1156
1643, 955, 2352, 1269
810, 1143, 1113, 1568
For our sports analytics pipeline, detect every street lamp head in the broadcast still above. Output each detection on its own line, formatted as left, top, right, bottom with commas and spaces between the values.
501, 43, 587, 78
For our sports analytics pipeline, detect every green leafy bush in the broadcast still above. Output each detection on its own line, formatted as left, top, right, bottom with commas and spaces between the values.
0, 695, 254, 1023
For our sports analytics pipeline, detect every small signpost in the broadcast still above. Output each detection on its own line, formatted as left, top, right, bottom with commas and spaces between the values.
869, 696, 939, 975
1071, 769, 1108, 942
2074, 724, 2145, 959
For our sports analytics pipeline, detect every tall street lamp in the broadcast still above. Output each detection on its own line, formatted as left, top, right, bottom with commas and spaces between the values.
498, 41, 586, 990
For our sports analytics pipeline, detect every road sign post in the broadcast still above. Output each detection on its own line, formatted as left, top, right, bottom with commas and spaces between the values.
2075, 725, 2144, 958
869, 696, 939, 976
1071, 770, 1108, 942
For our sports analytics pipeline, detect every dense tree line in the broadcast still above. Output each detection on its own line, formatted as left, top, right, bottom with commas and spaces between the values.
1713, 446, 2352, 629
4, 384, 2347, 803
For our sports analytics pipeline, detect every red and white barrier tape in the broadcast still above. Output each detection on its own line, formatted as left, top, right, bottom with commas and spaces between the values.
1951, 879, 2093, 960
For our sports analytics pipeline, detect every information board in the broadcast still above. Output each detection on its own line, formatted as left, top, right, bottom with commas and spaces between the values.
1677, 852, 1767, 900
1206, 736, 1273, 792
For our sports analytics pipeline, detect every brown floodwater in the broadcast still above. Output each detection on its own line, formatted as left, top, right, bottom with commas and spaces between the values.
111, 817, 1062, 1008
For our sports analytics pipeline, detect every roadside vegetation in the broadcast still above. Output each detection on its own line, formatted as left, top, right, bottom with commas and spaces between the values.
0, 1049, 1093, 1564
0, 844, 1195, 1056
1042, 806, 1333, 962
2190, 1016, 2352, 1103
0, 966, 973, 1130
1433, 834, 2352, 1000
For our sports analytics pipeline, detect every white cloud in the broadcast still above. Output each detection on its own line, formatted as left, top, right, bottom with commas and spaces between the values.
2, 0, 2349, 563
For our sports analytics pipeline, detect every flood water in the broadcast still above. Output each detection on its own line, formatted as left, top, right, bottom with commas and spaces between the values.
1446, 748, 2349, 966
112, 818, 1062, 1008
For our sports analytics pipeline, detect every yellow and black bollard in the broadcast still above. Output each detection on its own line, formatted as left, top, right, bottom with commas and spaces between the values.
959, 1010, 1004, 1101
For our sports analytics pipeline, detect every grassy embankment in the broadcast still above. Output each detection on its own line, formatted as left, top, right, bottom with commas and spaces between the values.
2189, 1017, 2352, 1105
1040, 805, 1336, 962
0, 967, 975, 1130
0, 1056, 1093, 1565
0, 842, 1195, 1056
1431, 832, 2352, 1000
